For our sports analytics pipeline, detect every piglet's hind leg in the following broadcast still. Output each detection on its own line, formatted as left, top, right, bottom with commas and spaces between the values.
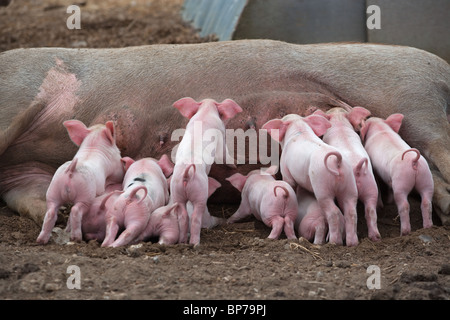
69, 203, 89, 242
36, 202, 60, 244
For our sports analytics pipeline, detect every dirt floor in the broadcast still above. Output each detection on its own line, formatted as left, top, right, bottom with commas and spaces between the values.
1, 0, 449, 302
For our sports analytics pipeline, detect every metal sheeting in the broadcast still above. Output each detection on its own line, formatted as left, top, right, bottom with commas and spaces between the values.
182, 0, 248, 41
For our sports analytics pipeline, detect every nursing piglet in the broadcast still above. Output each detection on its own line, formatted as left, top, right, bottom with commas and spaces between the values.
263, 114, 359, 246
359, 114, 434, 235
101, 155, 172, 247
170, 97, 242, 245
314, 107, 381, 241
139, 203, 183, 245
295, 186, 345, 244
81, 183, 122, 242
36, 120, 124, 244
226, 166, 298, 240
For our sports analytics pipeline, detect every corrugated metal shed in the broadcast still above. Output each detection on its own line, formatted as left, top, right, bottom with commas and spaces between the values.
182, 0, 450, 62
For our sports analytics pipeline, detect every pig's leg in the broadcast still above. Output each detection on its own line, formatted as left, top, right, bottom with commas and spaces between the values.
392, 189, 412, 236
189, 202, 207, 245
362, 198, 381, 242
36, 201, 60, 244
110, 223, 144, 247
227, 198, 251, 224
283, 215, 297, 240
415, 168, 434, 229
69, 202, 89, 242
267, 216, 283, 239
358, 178, 381, 241
102, 217, 120, 247
337, 197, 359, 246
313, 223, 327, 245
177, 202, 189, 243
318, 198, 344, 245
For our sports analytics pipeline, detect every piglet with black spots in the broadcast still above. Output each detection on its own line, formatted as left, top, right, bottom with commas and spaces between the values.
101, 155, 173, 247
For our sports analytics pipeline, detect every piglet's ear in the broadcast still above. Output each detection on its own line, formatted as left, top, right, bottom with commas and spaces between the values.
312, 109, 329, 119
208, 177, 222, 198
173, 97, 200, 119
262, 119, 292, 142
217, 99, 243, 121
63, 119, 90, 146
261, 165, 278, 176
384, 113, 404, 133
162, 202, 180, 218
226, 173, 247, 192
303, 114, 331, 137
103, 121, 116, 145
347, 107, 371, 131
121, 156, 135, 171
157, 154, 174, 178
359, 120, 371, 143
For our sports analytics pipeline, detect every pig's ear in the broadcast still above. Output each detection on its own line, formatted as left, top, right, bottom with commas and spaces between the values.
121, 157, 135, 171
312, 109, 329, 119
63, 119, 90, 146
262, 119, 292, 142
173, 97, 200, 119
157, 154, 174, 178
347, 107, 371, 130
208, 177, 222, 198
260, 165, 278, 176
359, 120, 371, 142
103, 121, 116, 145
303, 114, 331, 137
384, 113, 404, 133
164, 202, 180, 217
217, 99, 243, 121
226, 173, 247, 192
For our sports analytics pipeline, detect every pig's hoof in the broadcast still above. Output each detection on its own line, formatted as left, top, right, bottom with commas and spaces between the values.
70, 234, 83, 242
400, 227, 411, 237
36, 232, 50, 245
368, 232, 382, 242
345, 237, 359, 247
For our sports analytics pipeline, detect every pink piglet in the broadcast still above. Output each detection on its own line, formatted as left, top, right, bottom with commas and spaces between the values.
226, 166, 298, 240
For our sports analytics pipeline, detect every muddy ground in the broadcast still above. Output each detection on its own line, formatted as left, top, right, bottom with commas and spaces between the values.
0, 0, 449, 303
